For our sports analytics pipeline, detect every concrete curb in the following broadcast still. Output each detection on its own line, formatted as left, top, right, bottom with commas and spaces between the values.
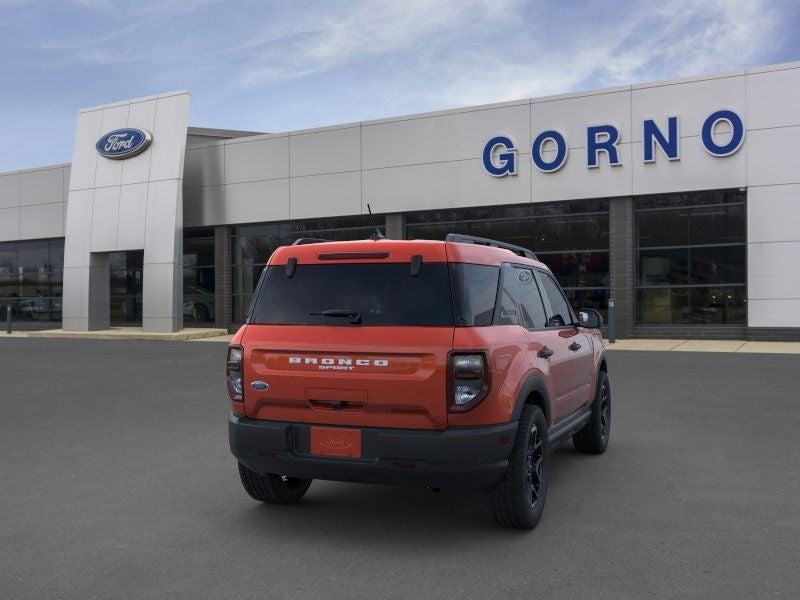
14, 327, 228, 341
2, 332, 798, 352
604, 339, 800, 354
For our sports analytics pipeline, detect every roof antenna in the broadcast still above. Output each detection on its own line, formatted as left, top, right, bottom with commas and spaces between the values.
366, 203, 385, 240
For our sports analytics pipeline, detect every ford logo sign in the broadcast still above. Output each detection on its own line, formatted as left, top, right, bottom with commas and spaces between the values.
96, 128, 152, 160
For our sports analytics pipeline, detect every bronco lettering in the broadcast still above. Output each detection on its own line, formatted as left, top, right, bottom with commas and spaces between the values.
288, 356, 389, 368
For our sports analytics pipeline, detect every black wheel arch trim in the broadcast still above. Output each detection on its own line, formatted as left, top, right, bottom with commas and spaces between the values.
511, 375, 551, 426
598, 348, 608, 372
594, 349, 609, 402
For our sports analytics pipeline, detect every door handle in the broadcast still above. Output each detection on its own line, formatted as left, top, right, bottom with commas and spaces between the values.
538, 347, 554, 359
569, 342, 582, 351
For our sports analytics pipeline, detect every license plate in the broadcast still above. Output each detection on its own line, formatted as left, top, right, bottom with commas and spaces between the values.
310, 427, 362, 458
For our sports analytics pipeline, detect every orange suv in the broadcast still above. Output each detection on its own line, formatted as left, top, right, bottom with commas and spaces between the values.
228, 234, 610, 529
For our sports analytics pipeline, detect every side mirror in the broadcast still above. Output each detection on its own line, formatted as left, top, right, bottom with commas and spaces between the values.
577, 308, 603, 329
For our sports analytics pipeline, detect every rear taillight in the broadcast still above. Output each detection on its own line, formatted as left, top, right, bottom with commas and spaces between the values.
448, 352, 490, 412
227, 345, 244, 401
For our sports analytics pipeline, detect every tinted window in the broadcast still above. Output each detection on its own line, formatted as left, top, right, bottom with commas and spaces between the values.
689, 246, 746, 285
637, 210, 688, 247
536, 214, 608, 251
539, 251, 609, 287
639, 249, 689, 286
0, 238, 64, 323
689, 205, 745, 245
515, 268, 547, 329
449, 263, 499, 326
494, 264, 519, 326
230, 215, 385, 323
404, 200, 611, 320
250, 263, 454, 326
637, 288, 690, 324
689, 286, 747, 324
635, 190, 746, 325
539, 272, 573, 327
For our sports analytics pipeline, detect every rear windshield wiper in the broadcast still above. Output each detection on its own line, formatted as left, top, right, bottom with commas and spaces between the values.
309, 309, 362, 324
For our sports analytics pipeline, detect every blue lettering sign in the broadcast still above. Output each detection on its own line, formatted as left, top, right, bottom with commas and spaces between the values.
701, 109, 745, 157
531, 130, 568, 173
587, 124, 621, 168
643, 116, 679, 162
482, 135, 517, 176
482, 108, 745, 176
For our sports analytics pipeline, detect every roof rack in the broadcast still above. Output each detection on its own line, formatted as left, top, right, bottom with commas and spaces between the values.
445, 233, 537, 260
291, 238, 331, 246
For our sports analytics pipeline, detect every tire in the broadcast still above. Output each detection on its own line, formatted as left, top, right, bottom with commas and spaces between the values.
573, 371, 611, 455
237, 463, 312, 505
192, 303, 210, 322
483, 405, 549, 530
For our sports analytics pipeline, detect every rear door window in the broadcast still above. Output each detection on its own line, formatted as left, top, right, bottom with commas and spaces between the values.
514, 268, 547, 329
538, 271, 573, 327
249, 263, 454, 326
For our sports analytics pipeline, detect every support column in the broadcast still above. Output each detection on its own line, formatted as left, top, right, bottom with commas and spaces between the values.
87, 253, 110, 330
63, 252, 110, 331
61, 90, 190, 333
142, 179, 183, 333
385, 213, 405, 239
608, 197, 634, 339
214, 225, 232, 331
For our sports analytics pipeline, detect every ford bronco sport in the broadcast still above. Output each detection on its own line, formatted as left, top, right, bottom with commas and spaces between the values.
228, 234, 610, 529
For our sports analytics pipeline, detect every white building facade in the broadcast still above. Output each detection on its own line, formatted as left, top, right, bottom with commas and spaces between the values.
1, 61, 799, 339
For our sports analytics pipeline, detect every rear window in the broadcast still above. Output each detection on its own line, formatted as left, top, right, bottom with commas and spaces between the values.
449, 263, 500, 326
249, 263, 454, 326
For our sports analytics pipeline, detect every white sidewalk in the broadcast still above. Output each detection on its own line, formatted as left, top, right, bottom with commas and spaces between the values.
604, 339, 800, 354
0, 327, 227, 341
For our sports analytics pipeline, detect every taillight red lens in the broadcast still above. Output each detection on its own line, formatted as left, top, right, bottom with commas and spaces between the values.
227, 345, 243, 400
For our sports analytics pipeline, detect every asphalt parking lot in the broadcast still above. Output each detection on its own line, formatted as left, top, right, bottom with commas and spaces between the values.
1, 339, 798, 600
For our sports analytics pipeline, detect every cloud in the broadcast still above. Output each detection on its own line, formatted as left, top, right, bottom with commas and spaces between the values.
15, 0, 786, 100
235, 0, 522, 88
213, 0, 786, 114
430, 0, 783, 106
0, 0, 794, 170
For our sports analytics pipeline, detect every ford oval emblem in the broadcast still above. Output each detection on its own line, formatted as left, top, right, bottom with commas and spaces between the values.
95, 128, 152, 160
250, 381, 269, 391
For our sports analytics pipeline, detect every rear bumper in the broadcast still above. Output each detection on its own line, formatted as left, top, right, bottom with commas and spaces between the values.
229, 414, 517, 493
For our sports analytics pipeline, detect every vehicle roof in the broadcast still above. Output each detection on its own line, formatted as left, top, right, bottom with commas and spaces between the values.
267, 238, 548, 270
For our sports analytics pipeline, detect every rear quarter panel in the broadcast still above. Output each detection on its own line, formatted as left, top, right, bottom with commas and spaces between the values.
448, 326, 533, 427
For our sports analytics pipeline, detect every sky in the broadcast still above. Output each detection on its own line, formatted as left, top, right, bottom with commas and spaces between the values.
0, 0, 798, 171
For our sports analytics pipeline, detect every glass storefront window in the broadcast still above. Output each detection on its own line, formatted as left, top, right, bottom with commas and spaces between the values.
638, 249, 690, 286
635, 190, 746, 325
0, 238, 64, 322
637, 288, 690, 325
536, 215, 609, 251
406, 201, 611, 320
689, 286, 747, 325
183, 228, 216, 325
637, 210, 688, 247
539, 251, 609, 288
109, 251, 143, 325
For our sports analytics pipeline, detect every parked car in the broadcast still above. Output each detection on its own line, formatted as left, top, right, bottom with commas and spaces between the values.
17, 298, 60, 320
227, 234, 609, 529
183, 284, 214, 322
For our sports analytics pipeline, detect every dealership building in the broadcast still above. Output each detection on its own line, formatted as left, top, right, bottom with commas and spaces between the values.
1, 60, 799, 339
